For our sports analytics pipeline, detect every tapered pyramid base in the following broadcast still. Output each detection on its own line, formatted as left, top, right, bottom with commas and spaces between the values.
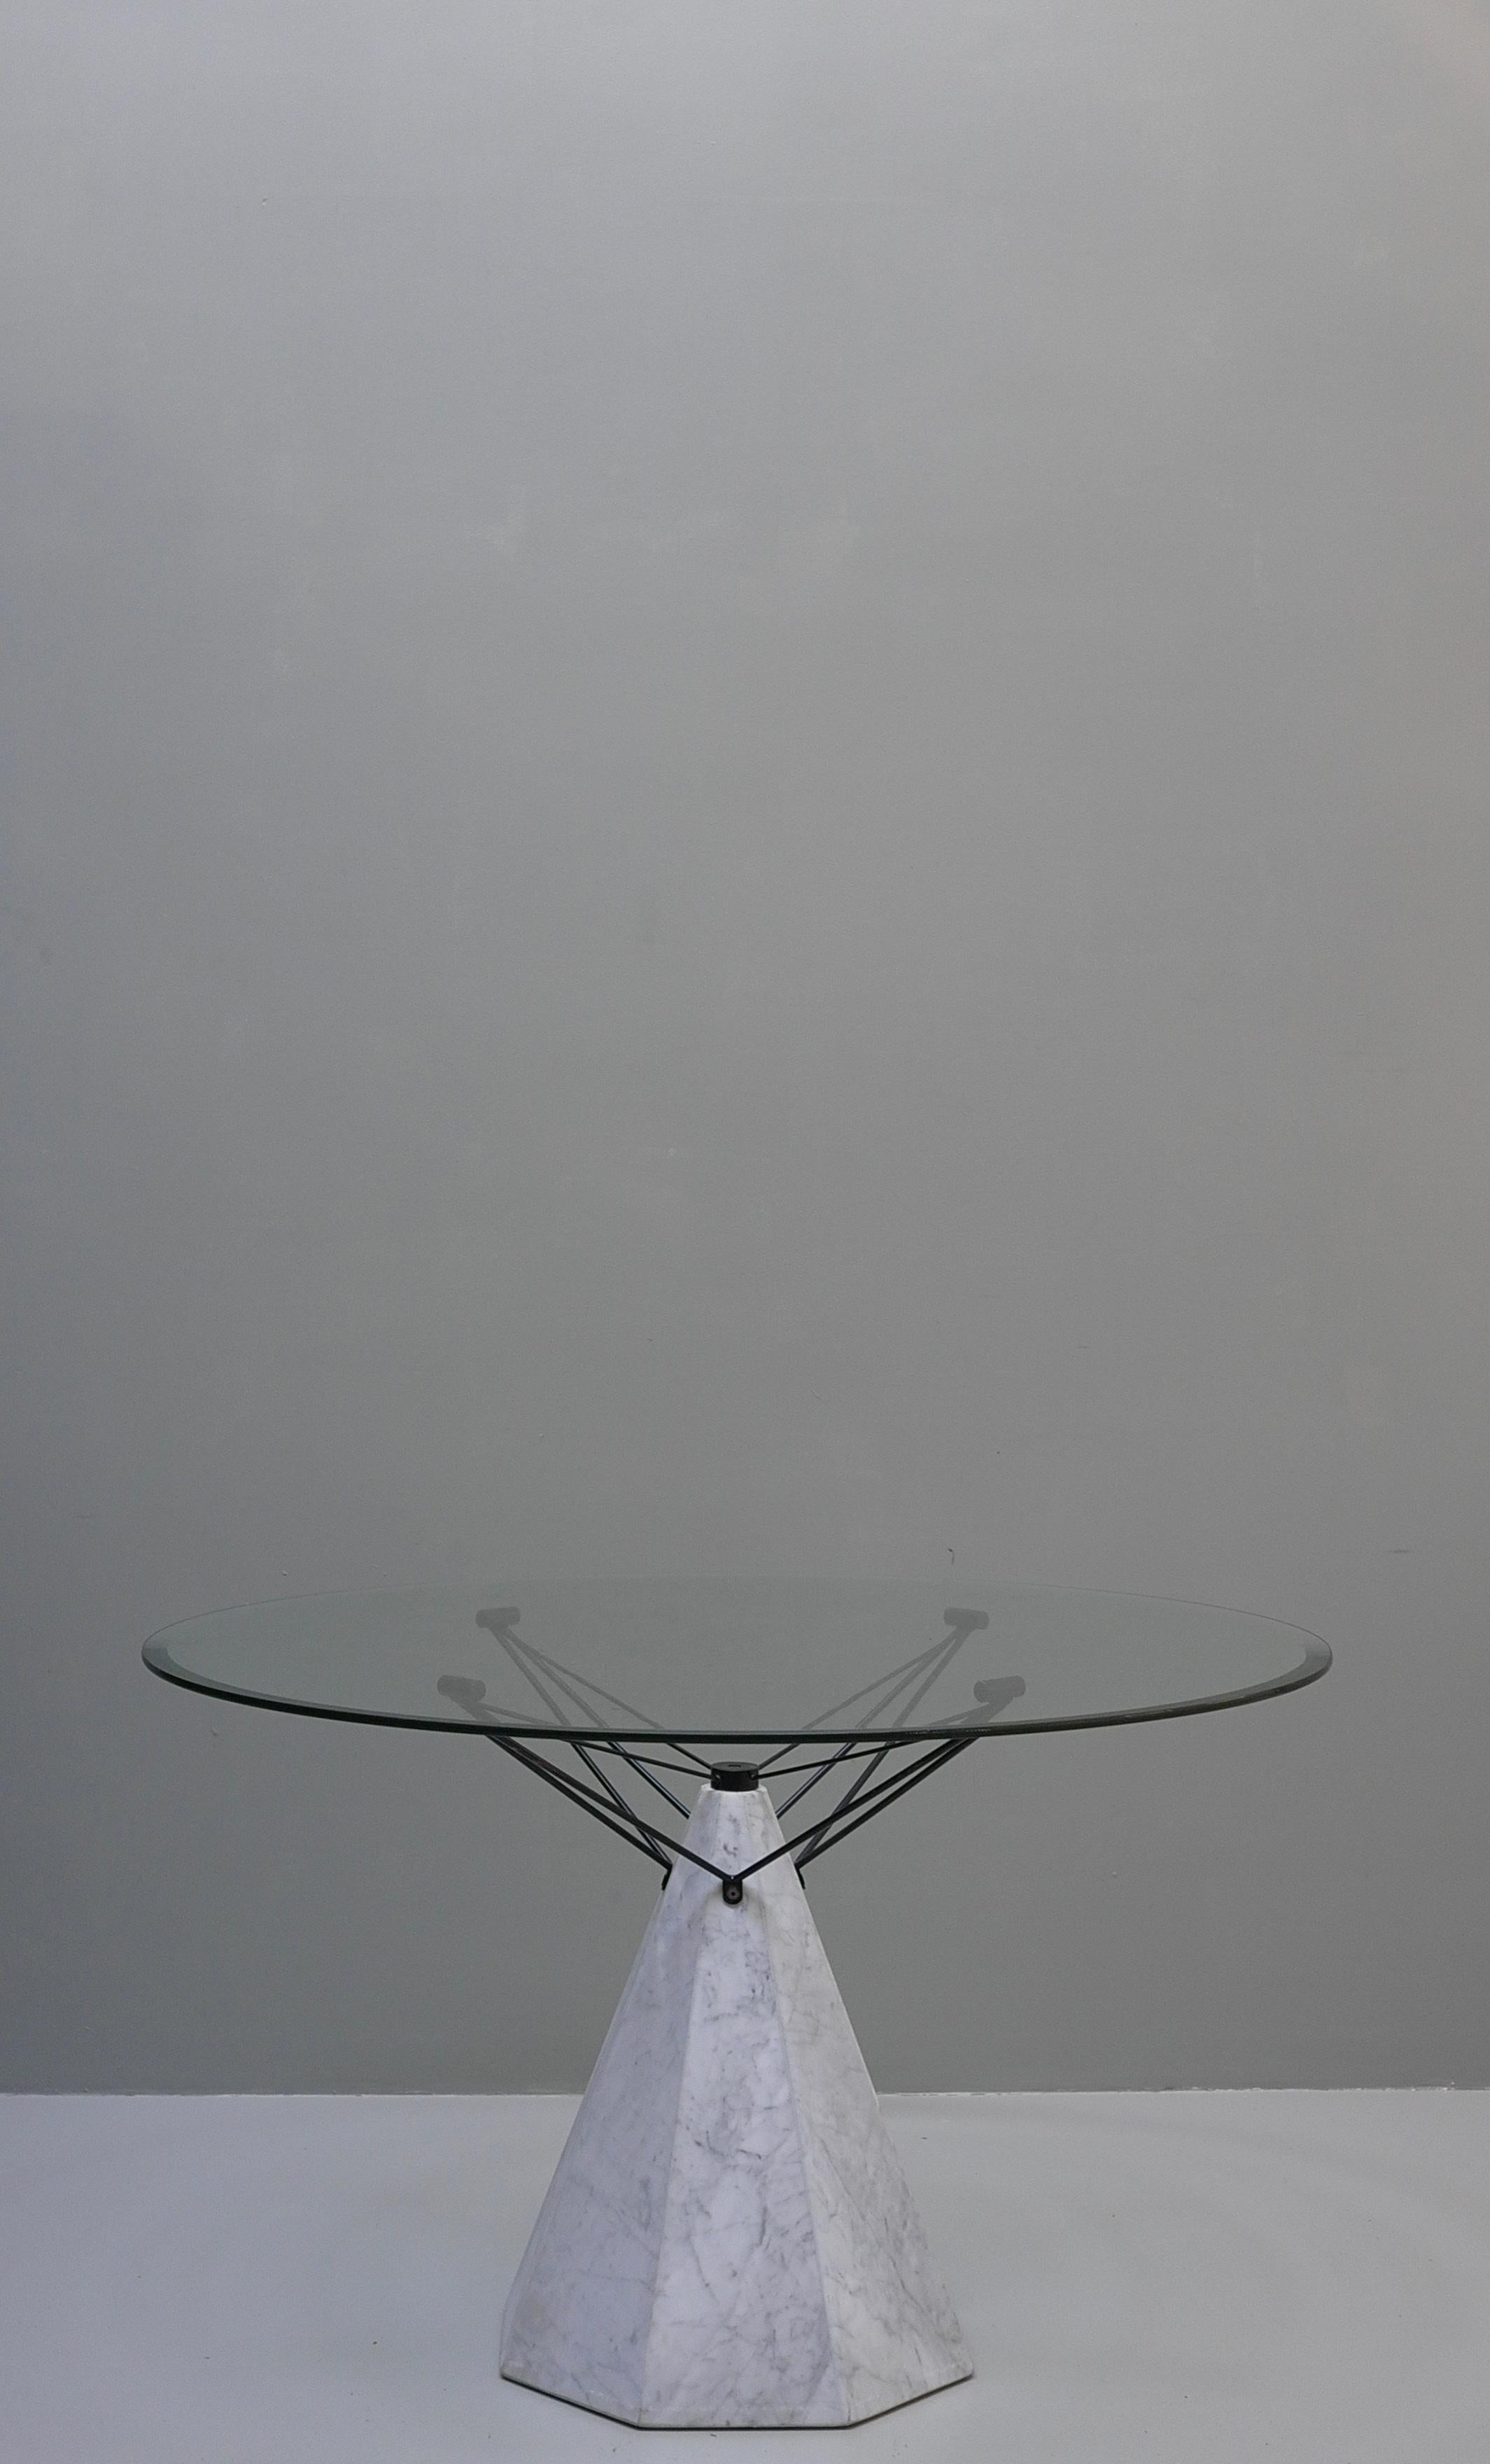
500, 1783, 972, 2428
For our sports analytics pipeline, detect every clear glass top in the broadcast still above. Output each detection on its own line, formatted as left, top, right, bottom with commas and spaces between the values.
141, 1577, 1329, 1744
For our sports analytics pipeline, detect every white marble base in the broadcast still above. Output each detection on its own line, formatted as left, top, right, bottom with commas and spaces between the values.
499, 1782, 972, 2428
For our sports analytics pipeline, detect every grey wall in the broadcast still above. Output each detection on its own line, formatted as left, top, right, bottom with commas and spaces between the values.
3, 0, 1489, 2091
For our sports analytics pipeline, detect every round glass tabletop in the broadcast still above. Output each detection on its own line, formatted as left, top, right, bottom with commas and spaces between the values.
141, 1577, 1329, 1745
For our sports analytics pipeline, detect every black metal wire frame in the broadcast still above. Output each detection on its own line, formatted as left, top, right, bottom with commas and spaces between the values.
437, 1601, 1001, 1896
462, 1719, 981, 1896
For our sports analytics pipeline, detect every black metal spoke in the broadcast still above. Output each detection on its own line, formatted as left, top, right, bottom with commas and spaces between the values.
782, 1742, 896, 1864
479, 1730, 673, 1874
600, 1743, 716, 1780
731, 1736, 975, 1882
796, 1641, 950, 1735
567, 1736, 669, 1833
766, 1740, 900, 1812
477, 1616, 671, 1736
890, 1627, 979, 1726
793, 1610, 990, 1737
759, 1743, 896, 1778
493, 1629, 620, 1733
467, 1726, 736, 1885
753, 1738, 809, 1774
793, 1737, 976, 1873
474, 1618, 574, 1726
578, 1736, 691, 1819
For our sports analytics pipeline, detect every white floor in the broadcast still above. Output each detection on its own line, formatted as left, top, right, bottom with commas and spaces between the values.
2, 2090, 1487, 2461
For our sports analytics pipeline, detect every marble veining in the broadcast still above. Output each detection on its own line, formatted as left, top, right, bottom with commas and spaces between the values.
500, 1784, 972, 2428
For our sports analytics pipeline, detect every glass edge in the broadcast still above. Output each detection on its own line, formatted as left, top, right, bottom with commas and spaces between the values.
141, 1636, 1332, 1742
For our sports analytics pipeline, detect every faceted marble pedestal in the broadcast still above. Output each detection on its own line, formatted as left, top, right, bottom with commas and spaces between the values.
500, 1781, 972, 2429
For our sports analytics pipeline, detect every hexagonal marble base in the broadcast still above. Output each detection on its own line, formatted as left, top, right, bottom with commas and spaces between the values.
499, 1781, 972, 2428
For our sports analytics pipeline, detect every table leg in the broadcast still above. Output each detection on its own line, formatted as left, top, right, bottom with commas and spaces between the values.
499, 1780, 972, 2428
